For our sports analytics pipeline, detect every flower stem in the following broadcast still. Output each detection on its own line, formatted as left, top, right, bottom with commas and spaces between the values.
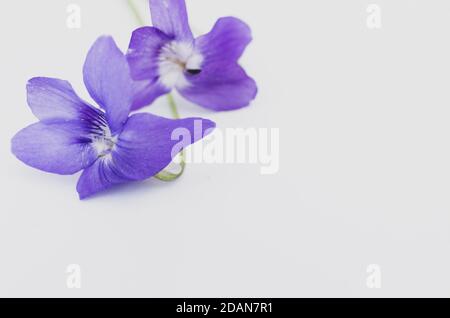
154, 152, 186, 182
154, 94, 187, 182
167, 93, 181, 119
124, 0, 186, 182
126, 0, 145, 26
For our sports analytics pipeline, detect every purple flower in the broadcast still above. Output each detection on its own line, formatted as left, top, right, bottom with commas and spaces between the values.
11, 36, 215, 199
127, 0, 258, 111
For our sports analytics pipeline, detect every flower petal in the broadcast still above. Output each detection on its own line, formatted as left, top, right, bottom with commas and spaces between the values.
127, 27, 171, 81
196, 17, 253, 64
179, 63, 257, 111
131, 80, 169, 110
76, 158, 130, 200
76, 113, 215, 199
83, 36, 134, 135
113, 113, 215, 180
26, 77, 100, 123
178, 17, 257, 110
149, 0, 193, 41
12, 122, 97, 175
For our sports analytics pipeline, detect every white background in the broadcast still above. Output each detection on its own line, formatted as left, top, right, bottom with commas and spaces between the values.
0, 0, 449, 297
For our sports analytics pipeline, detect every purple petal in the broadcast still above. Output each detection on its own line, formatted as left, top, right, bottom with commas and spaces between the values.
178, 17, 257, 110
127, 27, 171, 81
196, 17, 253, 64
12, 122, 97, 175
149, 0, 193, 41
83, 36, 134, 135
76, 113, 215, 199
26, 77, 100, 123
179, 63, 257, 111
76, 159, 131, 200
131, 80, 169, 110
113, 113, 215, 180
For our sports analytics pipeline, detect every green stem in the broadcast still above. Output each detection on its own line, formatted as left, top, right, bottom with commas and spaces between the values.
167, 93, 181, 119
125, 0, 186, 182
154, 153, 186, 182
126, 0, 145, 26
154, 94, 186, 182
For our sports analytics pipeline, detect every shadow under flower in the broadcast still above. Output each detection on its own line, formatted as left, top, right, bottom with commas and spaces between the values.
79, 177, 183, 201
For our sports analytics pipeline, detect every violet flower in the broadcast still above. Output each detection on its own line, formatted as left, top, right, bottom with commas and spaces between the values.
11, 36, 215, 199
127, 0, 257, 111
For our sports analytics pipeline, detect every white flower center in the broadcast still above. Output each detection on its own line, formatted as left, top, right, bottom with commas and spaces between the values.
158, 41, 203, 89
91, 126, 117, 159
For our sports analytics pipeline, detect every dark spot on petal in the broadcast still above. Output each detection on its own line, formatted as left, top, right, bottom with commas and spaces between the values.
186, 69, 202, 75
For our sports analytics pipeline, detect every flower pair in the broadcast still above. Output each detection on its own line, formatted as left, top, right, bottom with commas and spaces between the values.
11, 0, 257, 199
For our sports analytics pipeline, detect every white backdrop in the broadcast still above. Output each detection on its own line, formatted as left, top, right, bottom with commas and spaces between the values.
0, 0, 449, 297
